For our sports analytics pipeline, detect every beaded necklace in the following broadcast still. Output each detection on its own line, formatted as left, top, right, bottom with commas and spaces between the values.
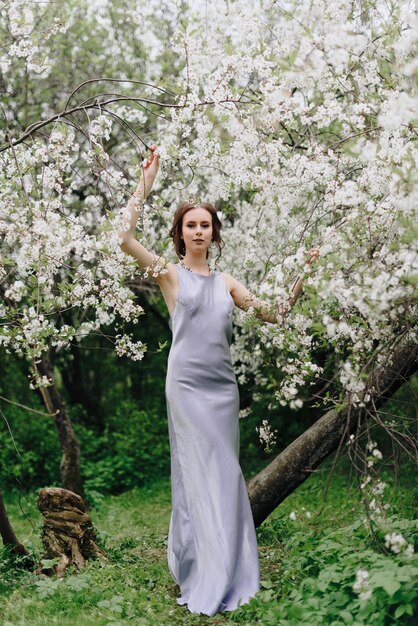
179, 260, 215, 276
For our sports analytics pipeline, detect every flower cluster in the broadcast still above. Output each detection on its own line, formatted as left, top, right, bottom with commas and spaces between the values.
357, 444, 390, 524
384, 533, 414, 558
255, 419, 277, 453
114, 334, 146, 362
353, 569, 372, 602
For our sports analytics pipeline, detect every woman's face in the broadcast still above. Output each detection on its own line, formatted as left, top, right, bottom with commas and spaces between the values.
181, 207, 213, 254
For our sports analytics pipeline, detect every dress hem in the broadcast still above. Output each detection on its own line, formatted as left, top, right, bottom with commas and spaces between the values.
176, 593, 257, 616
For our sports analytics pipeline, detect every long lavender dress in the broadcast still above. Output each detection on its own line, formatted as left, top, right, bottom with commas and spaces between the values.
165, 263, 260, 616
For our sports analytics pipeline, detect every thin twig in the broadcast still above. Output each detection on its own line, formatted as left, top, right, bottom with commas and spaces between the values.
0, 395, 56, 417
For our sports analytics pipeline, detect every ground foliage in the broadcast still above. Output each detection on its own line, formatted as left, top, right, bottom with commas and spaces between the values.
0, 464, 416, 626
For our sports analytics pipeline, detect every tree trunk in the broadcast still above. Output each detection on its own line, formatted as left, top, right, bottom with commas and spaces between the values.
248, 338, 418, 527
35, 352, 85, 498
0, 489, 28, 555
37, 487, 105, 576
60, 342, 98, 421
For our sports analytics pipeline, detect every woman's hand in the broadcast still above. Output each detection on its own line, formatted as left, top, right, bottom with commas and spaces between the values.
134, 144, 160, 201
141, 144, 160, 183
278, 247, 320, 321
305, 247, 320, 266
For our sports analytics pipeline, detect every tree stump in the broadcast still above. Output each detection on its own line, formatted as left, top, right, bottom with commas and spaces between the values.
37, 487, 106, 576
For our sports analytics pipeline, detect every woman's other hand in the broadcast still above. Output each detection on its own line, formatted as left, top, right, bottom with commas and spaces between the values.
305, 247, 320, 266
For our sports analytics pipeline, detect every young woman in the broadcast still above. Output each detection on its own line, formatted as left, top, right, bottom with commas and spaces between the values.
119, 145, 318, 616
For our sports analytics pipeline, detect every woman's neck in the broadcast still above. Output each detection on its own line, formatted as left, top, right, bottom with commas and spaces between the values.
182, 253, 210, 273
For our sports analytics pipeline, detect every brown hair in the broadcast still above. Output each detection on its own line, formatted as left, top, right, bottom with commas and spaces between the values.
169, 201, 223, 260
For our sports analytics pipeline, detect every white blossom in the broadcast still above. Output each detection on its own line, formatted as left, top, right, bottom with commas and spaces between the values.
256, 419, 277, 453
353, 569, 372, 602
115, 335, 146, 362
384, 533, 414, 558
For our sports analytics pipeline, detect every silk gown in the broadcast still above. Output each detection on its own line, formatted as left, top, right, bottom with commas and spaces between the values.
165, 262, 260, 616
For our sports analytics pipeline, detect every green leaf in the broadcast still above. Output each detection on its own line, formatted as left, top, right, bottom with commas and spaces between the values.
370, 572, 400, 597
339, 609, 354, 623
394, 605, 407, 619
34, 577, 62, 598
65, 573, 92, 591
40, 557, 60, 568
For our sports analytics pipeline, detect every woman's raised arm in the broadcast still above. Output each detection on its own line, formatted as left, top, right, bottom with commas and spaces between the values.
118, 145, 178, 314
118, 145, 164, 271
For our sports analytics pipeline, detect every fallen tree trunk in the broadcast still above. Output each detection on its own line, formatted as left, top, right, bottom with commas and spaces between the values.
248, 337, 418, 527
35, 352, 84, 498
37, 487, 105, 576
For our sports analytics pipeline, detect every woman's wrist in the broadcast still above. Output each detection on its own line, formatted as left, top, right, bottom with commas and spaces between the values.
126, 184, 145, 219
290, 275, 303, 300
275, 303, 291, 325
137, 172, 156, 201
135, 177, 147, 199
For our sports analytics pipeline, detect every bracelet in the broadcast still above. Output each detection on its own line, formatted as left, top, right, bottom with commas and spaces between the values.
130, 191, 144, 212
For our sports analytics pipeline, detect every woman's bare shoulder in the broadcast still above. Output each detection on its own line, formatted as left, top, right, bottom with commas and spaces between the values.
220, 271, 238, 287
219, 271, 256, 310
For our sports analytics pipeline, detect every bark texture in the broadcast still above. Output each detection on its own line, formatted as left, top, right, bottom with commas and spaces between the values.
0, 489, 28, 555
248, 338, 418, 527
37, 487, 105, 576
35, 353, 84, 498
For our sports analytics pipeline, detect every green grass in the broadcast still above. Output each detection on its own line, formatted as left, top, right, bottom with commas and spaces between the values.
1, 462, 417, 625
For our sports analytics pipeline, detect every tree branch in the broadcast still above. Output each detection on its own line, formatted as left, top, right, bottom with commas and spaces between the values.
248, 336, 418, 526
0, 95, 256, 153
